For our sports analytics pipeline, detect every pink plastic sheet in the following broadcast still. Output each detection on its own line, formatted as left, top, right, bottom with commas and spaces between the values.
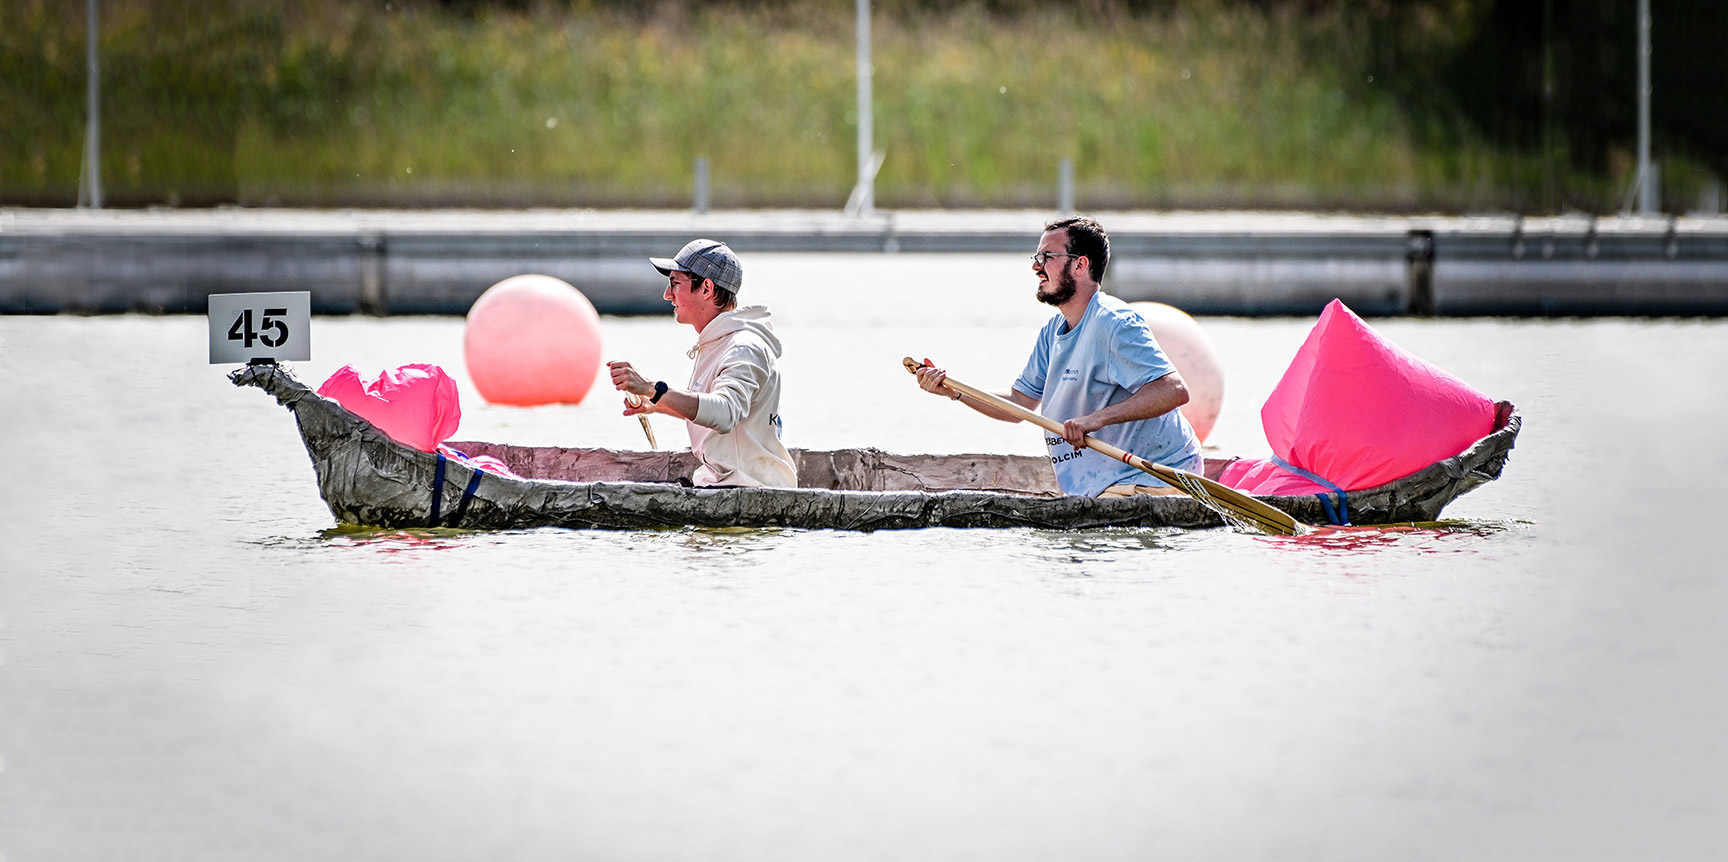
436, 445, 520, 479
317, 364, 462, 453
1219, 300, 1496, 495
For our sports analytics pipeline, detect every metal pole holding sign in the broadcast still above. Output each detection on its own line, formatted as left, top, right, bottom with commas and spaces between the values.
209, 292, 312, 365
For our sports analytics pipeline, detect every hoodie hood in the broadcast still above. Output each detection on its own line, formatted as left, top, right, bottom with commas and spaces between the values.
690, 305, 781, 359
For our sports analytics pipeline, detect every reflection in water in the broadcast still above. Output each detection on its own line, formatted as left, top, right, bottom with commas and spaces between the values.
253, 523, 796, 577
999, 519, 1536, 583
675, 526, 790, 551
1023, 526, 1188, 570
265, 520, 1533, 575
662, 527, 791, 580
1036, 528, 1175, 552
1247, 519, 1537, 580
1019, 519, 1529, 562
1281, 519, 1530, 557
316, 525, 484, 553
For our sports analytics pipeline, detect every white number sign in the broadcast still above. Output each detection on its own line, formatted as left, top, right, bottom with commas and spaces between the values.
208, 292, 312, 363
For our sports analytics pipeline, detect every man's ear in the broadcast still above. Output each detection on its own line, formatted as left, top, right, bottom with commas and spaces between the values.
698, 277, 715, 297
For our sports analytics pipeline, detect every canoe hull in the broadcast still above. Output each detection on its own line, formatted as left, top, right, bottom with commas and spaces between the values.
234, 365, 1518, 532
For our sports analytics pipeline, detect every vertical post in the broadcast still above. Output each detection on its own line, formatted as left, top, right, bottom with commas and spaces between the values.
1701, 177, 1724, 216
694, 156, 711, 214
1057, 158, 1074, 213
1405, 230, 1435, 317
81, 0, 102, 209
1541, 0, 1554, 212
854, 0, 873, 216
358, 234, 387, 316
1636, 0, 1655, 214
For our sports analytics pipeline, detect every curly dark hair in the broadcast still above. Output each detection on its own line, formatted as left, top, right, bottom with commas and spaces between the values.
1044, 216, 1109, 283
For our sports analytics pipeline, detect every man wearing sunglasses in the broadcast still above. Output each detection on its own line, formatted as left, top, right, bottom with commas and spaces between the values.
608, 238, 797, 489
913, 216, 1201, 497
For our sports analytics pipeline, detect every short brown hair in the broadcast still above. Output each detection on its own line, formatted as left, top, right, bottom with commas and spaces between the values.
709, 281, 737, 311
1045, 216, 1109, 283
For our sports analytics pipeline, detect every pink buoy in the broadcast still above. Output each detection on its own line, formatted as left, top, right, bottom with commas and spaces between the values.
1130, 301, 1225, 443
464, 274, 602, 406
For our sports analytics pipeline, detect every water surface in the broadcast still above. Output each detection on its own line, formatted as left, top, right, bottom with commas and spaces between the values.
3, 254, 1725, 860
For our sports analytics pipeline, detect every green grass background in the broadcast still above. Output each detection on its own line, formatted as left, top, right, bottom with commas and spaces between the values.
2, 0, 1715, 211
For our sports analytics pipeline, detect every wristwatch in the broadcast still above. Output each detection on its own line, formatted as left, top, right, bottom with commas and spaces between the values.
650, 380, 669, 404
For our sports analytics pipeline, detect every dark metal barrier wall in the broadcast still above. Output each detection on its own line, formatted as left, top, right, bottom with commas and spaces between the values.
3, 209, 1724, 317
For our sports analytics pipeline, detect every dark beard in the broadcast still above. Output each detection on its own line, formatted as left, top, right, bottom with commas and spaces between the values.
1036, 267, 1077, 307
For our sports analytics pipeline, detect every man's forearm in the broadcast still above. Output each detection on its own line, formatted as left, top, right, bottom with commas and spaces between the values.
1100, 374, 1189, 425
1063, 374, 1189, 445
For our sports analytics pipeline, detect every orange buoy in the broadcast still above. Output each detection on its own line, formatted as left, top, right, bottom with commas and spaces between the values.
1130, 301, 1225, 443
464, 274, 602, 405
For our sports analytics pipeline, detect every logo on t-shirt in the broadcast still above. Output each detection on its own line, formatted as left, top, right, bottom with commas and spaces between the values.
1045, 435, 1084, 464
1060, 367, 1081, 383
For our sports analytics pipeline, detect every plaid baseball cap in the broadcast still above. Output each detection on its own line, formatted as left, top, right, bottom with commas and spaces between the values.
650, 238, 743, 295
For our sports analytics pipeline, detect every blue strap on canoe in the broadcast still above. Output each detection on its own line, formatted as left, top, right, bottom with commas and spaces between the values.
450, 469, 483, 527
1271, 456, 1351, 526
430, 451, 484, 528
431, 452, 447, 526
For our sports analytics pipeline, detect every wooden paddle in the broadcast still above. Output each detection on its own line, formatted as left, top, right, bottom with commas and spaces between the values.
903, 357, 1309, 536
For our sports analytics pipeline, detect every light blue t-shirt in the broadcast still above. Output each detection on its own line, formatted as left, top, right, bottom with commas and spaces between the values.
1013, 292, 1203, 496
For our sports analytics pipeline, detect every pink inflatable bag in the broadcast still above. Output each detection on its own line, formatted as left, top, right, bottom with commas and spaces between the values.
1220, 299, 1496, 496
317, 364, 462, 453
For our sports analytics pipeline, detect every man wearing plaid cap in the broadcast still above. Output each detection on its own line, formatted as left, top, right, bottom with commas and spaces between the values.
608, 239, 797, 488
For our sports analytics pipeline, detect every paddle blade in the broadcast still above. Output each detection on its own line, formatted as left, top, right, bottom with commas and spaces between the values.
1160, 469, 1309, 536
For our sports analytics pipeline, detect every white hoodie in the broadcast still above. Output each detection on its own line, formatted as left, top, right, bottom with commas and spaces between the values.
685, 305, 798, 488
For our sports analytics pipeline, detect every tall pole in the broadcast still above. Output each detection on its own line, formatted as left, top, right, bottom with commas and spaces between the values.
1636, 0, 1654, 214
82, 0, 103, 208
1542, 0, 1554, 212
855, 0, 873, 216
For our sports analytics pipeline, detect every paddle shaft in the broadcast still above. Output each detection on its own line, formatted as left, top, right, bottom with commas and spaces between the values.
903, 357, 1308, 536
625, 394, 658, 449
